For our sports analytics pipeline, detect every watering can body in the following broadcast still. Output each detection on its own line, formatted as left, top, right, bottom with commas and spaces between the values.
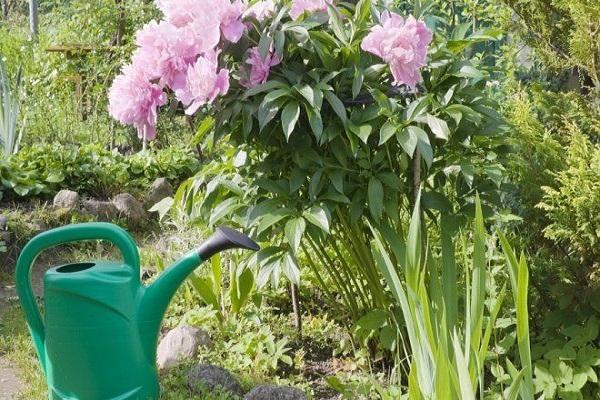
16, 223, 259, 400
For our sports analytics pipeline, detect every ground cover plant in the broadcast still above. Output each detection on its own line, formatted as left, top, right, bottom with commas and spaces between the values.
0, 0, 599, 399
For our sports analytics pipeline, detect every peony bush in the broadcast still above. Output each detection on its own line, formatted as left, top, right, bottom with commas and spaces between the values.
111, 0, 509, 367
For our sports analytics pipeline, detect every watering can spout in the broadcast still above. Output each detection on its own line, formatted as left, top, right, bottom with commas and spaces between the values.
137, 227, 259, 358
196, 226, 261, 259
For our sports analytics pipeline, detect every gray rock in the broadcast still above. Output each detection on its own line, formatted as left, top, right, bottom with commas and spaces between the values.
112, 193, 146, 224
188, 364, 243, 397
157, 324, 212, 370
244, 385, 307, 400
0, 231, 10, 245
147, 178, 173, 207
83, 200, 118, 221
53, 190, 80, 210
0, 215, 7, 230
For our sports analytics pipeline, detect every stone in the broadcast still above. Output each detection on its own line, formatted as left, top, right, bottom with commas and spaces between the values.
244, 385, 307, 400
53, 190, 80, 210
0, 231, 10, 246
112, 193, 146, 224
146, 178, 173, 207
157, 324, 212, 370
83, 199, 118, 221
0, 215, 7, 230
188, 364, 243, 397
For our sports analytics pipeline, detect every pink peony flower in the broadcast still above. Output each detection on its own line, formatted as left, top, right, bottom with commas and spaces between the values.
175, 50, 230, 115
155, 0, 245, 44
108, 63, 167, 140
244, 0, 276, 21
361, 12, 433, 88
240, 46, 281, 88
133, 21, 208, 90
289, 0, 329, 20
217, 0, 247, 43
155, 0, 205, 27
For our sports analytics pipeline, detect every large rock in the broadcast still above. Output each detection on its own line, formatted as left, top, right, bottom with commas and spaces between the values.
82, 200, 118, 221
112, 193, 146, 224
156, 324, 211, 370
244, 385, 307, 400
53, 190, 80, 210
188, 364, 243, 397
147, 178, 173, 207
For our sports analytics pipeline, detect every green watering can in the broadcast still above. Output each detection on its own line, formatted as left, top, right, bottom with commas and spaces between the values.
16, 222, 259, 400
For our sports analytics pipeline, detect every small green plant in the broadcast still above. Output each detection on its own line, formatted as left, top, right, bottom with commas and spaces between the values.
531, 317, 600, 399
187, 253, 256, 322
0, 56, 23, 159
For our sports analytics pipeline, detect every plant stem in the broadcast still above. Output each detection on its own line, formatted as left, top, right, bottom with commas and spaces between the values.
290, 283, 302, 337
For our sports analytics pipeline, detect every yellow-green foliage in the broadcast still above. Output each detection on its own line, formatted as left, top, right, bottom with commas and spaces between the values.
538, 131, 600, 271
502, 0, 600, 87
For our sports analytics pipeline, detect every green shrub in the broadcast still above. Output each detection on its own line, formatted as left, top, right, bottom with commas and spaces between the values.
538, 132, 600, 273
500, 0, 600, 88
1, 144, 199, 200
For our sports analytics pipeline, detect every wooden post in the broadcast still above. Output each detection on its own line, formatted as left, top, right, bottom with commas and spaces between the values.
29, 0, 38, 38
114, 0, 125, 46
1, 0, 8, 20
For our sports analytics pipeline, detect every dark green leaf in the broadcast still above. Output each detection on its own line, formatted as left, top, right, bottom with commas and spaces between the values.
352, 67, 364, 100
397, 127, 418, 156
324, 91, 347, 124
379, 121, 397, 145
426, 114, 450, 140
304, 205, 330, 233
285, 217, 306, 254
368, 177, 384, 221
282, 101, 301, 140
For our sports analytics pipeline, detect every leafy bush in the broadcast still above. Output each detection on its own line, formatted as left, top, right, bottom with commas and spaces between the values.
0, 144, 199, 200
538, 132, 600, 273
164, 1, 511, 341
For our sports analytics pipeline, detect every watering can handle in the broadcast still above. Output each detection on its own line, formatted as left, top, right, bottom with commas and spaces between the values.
15, 222, 140, 368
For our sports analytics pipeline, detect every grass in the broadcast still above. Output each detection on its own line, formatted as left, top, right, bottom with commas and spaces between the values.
0, 301, 46, 399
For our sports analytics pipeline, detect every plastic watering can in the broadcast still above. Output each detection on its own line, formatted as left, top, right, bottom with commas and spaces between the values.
16, 222, 259, 400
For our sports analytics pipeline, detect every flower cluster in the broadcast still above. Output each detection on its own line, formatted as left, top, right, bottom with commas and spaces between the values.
109, 1, 432, 140
109, 0, 246, 139
361, 11, 433, 88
